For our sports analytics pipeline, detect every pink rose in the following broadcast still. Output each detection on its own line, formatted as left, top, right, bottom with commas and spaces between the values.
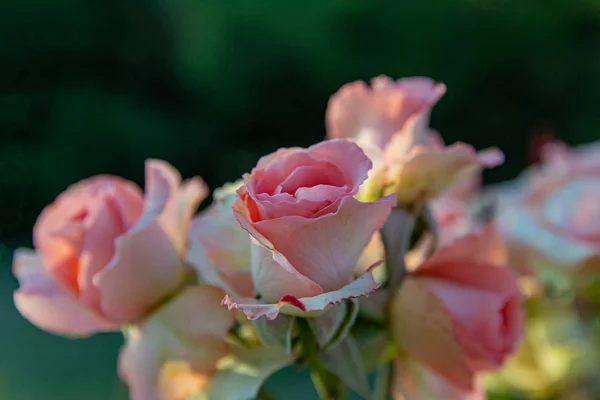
326, 75, 446, 150
13, 160, 207, 335
119, 285, 234, 400
391, 226, 524, 391
224, 139, 396, 320
326, 76, 503, 206
496, 140, 600, 272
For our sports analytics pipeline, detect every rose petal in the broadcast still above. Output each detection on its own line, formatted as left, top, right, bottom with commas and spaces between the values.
252, 152, 318, 196
305, 139, 372, 193
496, 183, 598, 266
119, 286, 234, 400
252, 194, 395, 293
34, 175, 143, 250
233, 200, 323, 302
223, 264, 381, 320
295, 184, 349, 203
248, 141, 369, 219
249, 241, 323, 302
326, 76, 445, 149
13, 248, 116, 336
393, 358, 486, 400
391, 277, 475, 391
386, 143, 502, 206
409, 227, 524, 374
94, 160, 206, 323
255, 147, 303, 168
277, 165, 345, 195
94, 219, 181, 323
420, 223, 508, 268
33, 176, 144, 298
147, 160, 208, 253
417, 276, 515, 370
77, 192, 124, 312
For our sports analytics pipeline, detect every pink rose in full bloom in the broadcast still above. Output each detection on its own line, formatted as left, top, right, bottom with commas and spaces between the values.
13, 160, 207, 335
495, 140, 600, 275
326, 76, 503, 206
223, 139, 396, 320
391, 225, 524, 392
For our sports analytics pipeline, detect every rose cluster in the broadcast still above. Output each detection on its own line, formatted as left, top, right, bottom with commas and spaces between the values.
13, 76, 532, 400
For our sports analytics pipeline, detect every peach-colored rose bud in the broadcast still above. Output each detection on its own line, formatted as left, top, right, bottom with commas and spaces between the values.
391, 226, 524, 391
223, 139, 396, 320
13, 160, 207, 336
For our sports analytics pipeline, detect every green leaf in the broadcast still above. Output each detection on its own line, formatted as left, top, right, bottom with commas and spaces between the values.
373, 362, 393, 400
307, 298, 359, 350
327, 299, 359, 350
322, 335, 372, 400
307, 302, 346, 349
252, 315, 296, 354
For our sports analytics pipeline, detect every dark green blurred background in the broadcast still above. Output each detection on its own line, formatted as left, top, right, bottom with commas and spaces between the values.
2, 0, 600, 398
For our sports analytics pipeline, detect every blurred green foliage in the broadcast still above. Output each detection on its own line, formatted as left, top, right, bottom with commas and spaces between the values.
2, 0, 600, 398
2, 0, 600, 240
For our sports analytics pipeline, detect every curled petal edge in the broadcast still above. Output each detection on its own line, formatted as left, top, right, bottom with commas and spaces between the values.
223, 262, 383, 320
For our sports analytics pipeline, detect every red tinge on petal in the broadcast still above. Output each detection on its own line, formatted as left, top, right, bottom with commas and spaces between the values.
278, 295, 307, 311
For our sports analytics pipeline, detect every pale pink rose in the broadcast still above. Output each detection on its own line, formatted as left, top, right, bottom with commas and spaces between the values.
391, 226, 524, 391
186, 181, 254, 299
495, 140, 600, 272
326, 75, 502, 206
326, 75, 446, 150
223, 139, 396, 320
119, 285, 234, 400
13, 160, 207, 335
327, 76, 446, 203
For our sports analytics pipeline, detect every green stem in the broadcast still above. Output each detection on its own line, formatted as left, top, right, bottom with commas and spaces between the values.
297, 318, 346, 400
380, 208, 416, 289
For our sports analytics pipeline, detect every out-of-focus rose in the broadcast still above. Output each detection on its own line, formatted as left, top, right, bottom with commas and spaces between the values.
223, 139, 396, 320
381, 135, 504, 207
326, 75, 446, 151
326, 75, 502, 206
186, 180, 254, 299
119, 285, 234, 400
393, 357, 486, 400
494, 140, 600, 276
391, 226, 524, 391
13, 160, 207, 335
